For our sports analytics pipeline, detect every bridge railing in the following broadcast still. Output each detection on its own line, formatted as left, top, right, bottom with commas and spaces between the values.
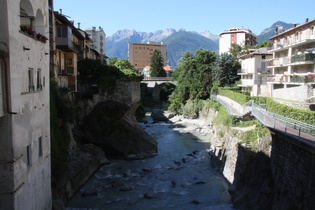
142, 77, 173, 81
252, 103, 315, 137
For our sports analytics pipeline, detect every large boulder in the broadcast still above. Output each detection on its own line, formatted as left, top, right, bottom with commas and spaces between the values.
52, 144, 109, 205
83, 100, 157, 159
151, 110, 169, 122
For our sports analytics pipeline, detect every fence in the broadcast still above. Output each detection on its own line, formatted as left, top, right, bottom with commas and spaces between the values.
252, 103, 315, 138
214, 94, 315, 139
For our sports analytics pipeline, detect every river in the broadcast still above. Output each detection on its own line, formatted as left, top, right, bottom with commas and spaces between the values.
66, 113, 232, 210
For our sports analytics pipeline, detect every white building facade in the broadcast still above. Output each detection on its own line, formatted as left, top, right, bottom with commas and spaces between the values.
0, 0, 51, 209
219, 27, 257, 54
238, 48, 272, 96
267, 18, 315, 102
85, 26, 106, 56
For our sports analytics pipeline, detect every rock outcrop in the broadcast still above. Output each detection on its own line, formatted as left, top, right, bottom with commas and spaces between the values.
52, 144, 109, 207
83, 100, 157, 159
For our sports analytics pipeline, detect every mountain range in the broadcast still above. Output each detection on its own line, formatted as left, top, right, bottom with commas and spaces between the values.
105, 21, 294, 67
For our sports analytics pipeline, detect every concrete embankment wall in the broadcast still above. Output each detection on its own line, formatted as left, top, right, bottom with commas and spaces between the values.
270, 130, 315, 209
206, 107, 315, 209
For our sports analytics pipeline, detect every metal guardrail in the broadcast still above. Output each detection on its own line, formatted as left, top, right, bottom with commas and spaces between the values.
214, 94, 315, 138
252, 103, 315, 137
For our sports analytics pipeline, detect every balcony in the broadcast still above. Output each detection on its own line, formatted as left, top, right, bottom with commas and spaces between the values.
257, 68, 271, 74
267, 57, 291, 67
291, 75, 315, 83
269, 35, 315, 52
291, 53, 315, 64
56, 26, 74, 49
238, 79, 266, 87
237, 69, 254, 74
267, 74, 315, 83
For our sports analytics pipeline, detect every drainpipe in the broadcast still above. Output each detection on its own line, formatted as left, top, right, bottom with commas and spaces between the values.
1, 58, 17, 114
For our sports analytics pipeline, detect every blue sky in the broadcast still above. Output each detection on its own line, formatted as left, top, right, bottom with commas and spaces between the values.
54, 0, 315, 37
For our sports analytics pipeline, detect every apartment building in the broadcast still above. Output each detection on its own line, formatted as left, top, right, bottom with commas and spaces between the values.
128, 42, 167, 72
238, 48, 272, 96
0, 0, 51, 209
267, 18, 315, 102
219, 27, 257, 54
85, 26, 106, 56
54, 11, 86, 94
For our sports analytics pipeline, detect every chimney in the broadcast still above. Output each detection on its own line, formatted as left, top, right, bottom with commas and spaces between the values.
59, 9, 62, 14
78, 22, 81, 29
306, 18, 309, 23
294, 24, 297, 28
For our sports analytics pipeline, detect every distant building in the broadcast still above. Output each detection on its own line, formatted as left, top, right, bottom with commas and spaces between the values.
238, 48, 272, 96
219, 27, 257, 54
0, 0, 51, 209
267, 18, 315, 102
85, 26, 106, 56
142, 65, 173, 77
128, 42, 167, 72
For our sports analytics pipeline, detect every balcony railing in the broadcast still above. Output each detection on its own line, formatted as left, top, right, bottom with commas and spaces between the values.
267, 74, 315, 83
291, 53, 315, 63
270, 57, 291, 66
269, 35, 315, 51
257, 68, 271, 74
238, 79, 266, 86
237, 69, 254, 74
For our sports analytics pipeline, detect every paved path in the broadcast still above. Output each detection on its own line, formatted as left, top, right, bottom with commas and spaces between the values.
216, 95, 315, 145
216, 95, 244, 116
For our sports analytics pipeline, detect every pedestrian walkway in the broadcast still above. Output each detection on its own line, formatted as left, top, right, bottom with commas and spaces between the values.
214, 95, 315, 145
214, 95, 244, 116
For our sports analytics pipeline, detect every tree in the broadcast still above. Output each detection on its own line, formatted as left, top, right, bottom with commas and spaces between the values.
229, 43, 242, 59
168, 49, 217, 113
114, 58, 135, 71
212, 53, 240, 87
107, 57, 118, 66
150, 49, 166, 77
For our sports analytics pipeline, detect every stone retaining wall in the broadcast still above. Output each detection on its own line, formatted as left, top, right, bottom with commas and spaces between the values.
270, 130, 315, 209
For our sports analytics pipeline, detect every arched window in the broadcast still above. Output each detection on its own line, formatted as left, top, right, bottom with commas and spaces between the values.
34, 9, 44, 35
20, 0, 34, 29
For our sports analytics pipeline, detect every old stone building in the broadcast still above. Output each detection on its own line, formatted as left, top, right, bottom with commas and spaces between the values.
0, 0, 52, 209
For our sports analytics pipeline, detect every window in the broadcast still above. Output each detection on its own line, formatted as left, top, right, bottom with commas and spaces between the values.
261, 62, 266, 71
57, 26, 68, 38
20, 0, 34, 31
37, 69, 42, 91
38, 137, 43, 157
66, 59, 73, 65
28, 68, 34, 92
27, 145, 32, 167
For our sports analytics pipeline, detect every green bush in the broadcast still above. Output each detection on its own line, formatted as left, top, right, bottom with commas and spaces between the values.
50, 80, 73, 175
182, 100, 196, 118
251, 96, 315, 125
218, 88, 250, 105
214, 105, 238, 126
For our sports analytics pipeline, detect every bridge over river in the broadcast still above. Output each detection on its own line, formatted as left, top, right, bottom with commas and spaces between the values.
141, 77, 177, 102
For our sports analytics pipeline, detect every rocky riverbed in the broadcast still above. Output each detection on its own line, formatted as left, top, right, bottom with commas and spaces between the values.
65, 110, 233, 209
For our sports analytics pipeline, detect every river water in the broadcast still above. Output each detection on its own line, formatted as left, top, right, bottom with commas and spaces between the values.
66, 114, 232, 210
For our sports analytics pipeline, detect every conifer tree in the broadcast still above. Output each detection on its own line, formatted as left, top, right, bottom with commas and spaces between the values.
150, 49, 166, 77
